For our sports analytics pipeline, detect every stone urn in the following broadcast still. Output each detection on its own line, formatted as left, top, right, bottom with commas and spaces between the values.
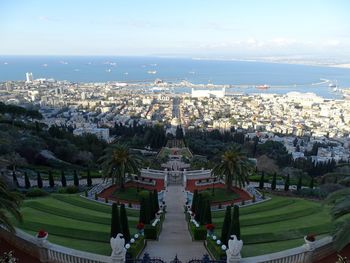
304, 235, 316, 250
36, 230, 48, 247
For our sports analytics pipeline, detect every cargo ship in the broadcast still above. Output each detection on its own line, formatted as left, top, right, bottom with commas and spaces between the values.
256, 84, 270, 90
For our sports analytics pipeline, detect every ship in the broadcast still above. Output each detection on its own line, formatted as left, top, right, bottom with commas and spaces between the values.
147, 70, 157, 74
256, 84, 270, 90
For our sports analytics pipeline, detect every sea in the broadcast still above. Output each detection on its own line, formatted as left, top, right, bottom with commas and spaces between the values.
1, 56, 350, 99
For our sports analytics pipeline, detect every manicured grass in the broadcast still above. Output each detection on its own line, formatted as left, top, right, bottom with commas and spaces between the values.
112, 187, 150, 202
12, 194, 143, 257
199, 188, 239, 203
209, 195, 332, 258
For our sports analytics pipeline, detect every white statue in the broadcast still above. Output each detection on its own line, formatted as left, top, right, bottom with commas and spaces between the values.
226, 235, 243, 263
110, 233, 127, 263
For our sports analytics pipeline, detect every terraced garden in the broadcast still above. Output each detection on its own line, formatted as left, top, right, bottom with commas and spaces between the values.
209, 195, 333, 258
12, 194, 143, 257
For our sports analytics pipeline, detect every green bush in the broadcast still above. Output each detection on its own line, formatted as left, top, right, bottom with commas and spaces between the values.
25, 188, 49, 198
144, 225, 157, 239
206, 238, 226, 260
190, 224, 207, 240
58, 185, 78, 194
127, 236, 145, 258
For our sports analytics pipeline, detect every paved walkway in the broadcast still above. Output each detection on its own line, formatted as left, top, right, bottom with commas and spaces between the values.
141, 185, 207, 261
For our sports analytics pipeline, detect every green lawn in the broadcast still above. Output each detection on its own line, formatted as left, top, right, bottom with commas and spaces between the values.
199, 188, 239, 203
12, 194, 142, 256
112, 188, 150, 202
209, 195, 333, 258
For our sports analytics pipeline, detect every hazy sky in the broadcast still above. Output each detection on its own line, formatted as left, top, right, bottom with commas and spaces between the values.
1, 0, 350, 58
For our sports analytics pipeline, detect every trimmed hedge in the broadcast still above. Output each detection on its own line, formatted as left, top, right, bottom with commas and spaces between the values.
128, 236, 145, 258
206, 238, 226, 260
189, 224, 207, 240
25, 188, 49, 198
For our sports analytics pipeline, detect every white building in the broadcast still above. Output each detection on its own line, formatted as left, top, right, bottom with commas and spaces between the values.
25, 72, 33, 83
191, 88, 225, 98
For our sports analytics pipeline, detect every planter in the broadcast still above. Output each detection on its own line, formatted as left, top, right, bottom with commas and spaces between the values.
304, 236, 316, 250
36, 233, 48, 246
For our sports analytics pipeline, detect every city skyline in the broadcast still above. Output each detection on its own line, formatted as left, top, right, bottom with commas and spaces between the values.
1, 0, 350, 58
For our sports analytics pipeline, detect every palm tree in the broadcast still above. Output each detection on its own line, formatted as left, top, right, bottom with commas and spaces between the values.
325, 188, 350, 251
99, 143, 141, 189
212, 145, 254, 191
0, 177, 22, 232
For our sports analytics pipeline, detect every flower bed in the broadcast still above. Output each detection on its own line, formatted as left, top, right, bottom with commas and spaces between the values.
206, 238, 226, 260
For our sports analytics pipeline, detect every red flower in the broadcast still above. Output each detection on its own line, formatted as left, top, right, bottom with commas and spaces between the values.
136, 222, 145, 230
206, 224, 215, 231
37, 229, 48, 238
306, 234, 316, 242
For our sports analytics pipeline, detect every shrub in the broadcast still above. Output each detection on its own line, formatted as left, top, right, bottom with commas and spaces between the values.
284, 174, 290, 191
221, 205, 231, 245
66, 185, 78, 194
144, 225, 157, 240
94, 193, 98, 200
241, 200, 245, 206
84, 190, 88, 197
252, 195, 256, 203
206, 238, 226, 260
259, 171, 264, 190
105, 197, 109, 203
229, 205, 241, 240
73, 170, 79, 187
190, 224, 207, 240
128, 202, 132, 208
271, 172, 277, 190
297, 176, 302, 191
26, 188, 49, 197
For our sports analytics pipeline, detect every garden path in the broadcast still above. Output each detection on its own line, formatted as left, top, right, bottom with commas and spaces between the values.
141, 185, 207, 261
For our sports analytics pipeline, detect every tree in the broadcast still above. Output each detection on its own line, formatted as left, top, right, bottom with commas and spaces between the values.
271, 172, 277, 190
325, 189, 350, 250
259, 171, 265, 190
191, 190, 198, 213
204, 199, 212, 224
212, 145, 254, 191
284, 174, 290, 191
87, 170, 92, 187
221, 205, 232, 245
195, 194, 203, 222
73, 170, 79, 187
139, 196, 151, 224
0, 177, 22, 232
37, 172, 43, 188
120, 204, 130, 243
61, 171, 67, 187
309, 176, 314, 189
297, 176, 302, 191
24, 172, 31, 189
153, 189, 159, 214
99, 143, 141, 188
229, 205, 241, 240
48, 170, 54, 188
110, 203, 121, 238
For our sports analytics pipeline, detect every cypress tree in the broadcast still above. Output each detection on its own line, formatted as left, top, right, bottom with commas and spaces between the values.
199, 197, 207, 225
24, 172, 31, 189
153, 189, 159, 213
309, 177, 314, 189
37, 172, 43, 188
120, 204, 130, 243
73, 170, 79, 187
61, 171, 67, 187
145, 194, 151, 224
110, 203, 121, 238
271, 172, 277, 190
221, 205, 232, 245
12, 171, 19, 187
149, 192, 155, 220
195, 194, 202, 222
87, 170, 92, 187
204, 200, 212, 224
191, 189, 198, 213
229, 205, 241, 240
139, 197, 146, 223
259, 171, 265, 190
284, 174, 290, 191
297, 176, 302, 191
48, 170, 54, 188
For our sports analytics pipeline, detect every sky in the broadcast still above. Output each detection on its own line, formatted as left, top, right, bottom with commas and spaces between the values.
1, 0, 350, 58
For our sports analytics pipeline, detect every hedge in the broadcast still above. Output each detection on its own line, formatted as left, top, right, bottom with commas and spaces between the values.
189, 224, 207, 240
128, 236, 145, 258
206, 238, 226, 260
144, 214, 165, 240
